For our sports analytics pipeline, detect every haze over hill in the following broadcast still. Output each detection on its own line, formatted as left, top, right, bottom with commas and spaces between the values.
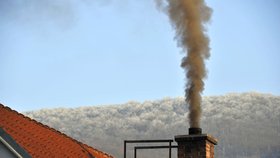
25, 92, 280, 158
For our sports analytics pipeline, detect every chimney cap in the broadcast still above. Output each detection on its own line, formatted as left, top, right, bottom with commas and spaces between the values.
175, 134, 218, 145
189, 128, 202, 135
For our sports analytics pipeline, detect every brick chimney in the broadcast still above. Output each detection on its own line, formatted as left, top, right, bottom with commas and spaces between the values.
175, 128, 218, 158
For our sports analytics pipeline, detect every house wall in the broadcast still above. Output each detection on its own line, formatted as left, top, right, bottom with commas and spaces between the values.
0, 141, 18, 158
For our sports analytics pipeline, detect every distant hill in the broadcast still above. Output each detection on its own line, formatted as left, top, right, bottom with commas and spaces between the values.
25, 92, 280, 158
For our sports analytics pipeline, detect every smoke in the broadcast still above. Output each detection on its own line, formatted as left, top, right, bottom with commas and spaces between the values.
0, 0, 77, 29
2, 0, 211, 128
158, 0, 212, 128
0, 0, 113, 29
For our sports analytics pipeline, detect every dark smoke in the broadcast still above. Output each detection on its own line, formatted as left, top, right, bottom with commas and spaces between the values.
158, 0, 212, 128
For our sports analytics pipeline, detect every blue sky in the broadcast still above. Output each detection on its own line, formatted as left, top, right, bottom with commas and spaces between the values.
1, 0, 280, 112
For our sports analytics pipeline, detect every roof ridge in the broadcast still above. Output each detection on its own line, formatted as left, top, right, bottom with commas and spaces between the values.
0, 103, 114, 157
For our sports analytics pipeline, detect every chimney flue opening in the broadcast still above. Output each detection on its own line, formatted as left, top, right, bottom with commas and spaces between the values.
189, 128, 202, 135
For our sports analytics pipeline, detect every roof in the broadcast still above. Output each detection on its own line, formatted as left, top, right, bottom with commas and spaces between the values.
0, 127, 31, 157
0, 103, 114, 158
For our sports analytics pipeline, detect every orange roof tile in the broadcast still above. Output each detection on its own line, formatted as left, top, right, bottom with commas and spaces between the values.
0, 104, 114, 158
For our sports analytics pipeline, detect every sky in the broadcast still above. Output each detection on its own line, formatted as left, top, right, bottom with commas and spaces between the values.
1, 0, 280, 112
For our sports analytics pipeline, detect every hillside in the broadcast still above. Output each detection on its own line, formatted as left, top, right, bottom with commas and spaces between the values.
25, 92, 280, 158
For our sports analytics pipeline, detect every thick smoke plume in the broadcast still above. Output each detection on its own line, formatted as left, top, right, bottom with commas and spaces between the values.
161, 0, 212, 128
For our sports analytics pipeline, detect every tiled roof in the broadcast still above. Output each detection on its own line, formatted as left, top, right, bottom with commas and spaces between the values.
0, 104, 114, 158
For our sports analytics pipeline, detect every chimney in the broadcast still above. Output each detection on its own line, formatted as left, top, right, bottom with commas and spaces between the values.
175, 128, 218, 158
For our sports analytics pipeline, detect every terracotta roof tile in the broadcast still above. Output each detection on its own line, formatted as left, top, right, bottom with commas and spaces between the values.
0, 104, 114, 158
